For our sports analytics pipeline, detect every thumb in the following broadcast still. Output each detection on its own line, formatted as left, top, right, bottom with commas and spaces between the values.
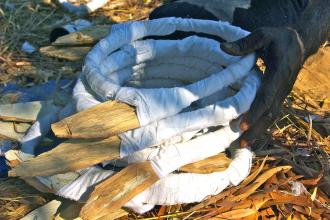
220, 28, 271, 56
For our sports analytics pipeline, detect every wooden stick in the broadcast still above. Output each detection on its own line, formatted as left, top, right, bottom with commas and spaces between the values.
179, 153, 231, 174
39, 46, 91, 61
52, 25, 110, 46
8, 136, 120, 177
23, 177, 54, 194
0, 121, 31, 141
80, 154, 233, 219
80, 161, 159, 220
0, 101, 49, 122
52, 101, 140, 139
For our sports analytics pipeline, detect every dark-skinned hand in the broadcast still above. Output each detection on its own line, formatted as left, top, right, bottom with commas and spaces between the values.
221, 27, 305, 147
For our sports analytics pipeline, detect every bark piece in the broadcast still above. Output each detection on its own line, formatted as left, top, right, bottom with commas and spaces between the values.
179, 153, 231, 174
24, 177, 54, 194
52, 101, 140, 139
80, 161, 159, 220
0, 121, 31, 140
9, 136, 120, 177
21, 200, 62, 220
0, 101, 51, 122
54, 200, 128, 220
52, 25, 110, 46
39, 46, 91, 61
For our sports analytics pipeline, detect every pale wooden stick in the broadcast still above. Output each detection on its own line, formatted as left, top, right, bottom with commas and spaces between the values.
52, 101, 140, 139
39, 46, 91, 61
24, 177, 54, 194
0, 101, 49, 122
80, 161, 159, 220
180, 153, 231, 174
0, 121, 31, 141
52, 25, 110, 46
8, 136, 120, 177
80, 153, 233, 219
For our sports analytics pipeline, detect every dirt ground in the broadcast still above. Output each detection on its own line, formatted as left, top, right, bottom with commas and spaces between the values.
0, 1, 329, 219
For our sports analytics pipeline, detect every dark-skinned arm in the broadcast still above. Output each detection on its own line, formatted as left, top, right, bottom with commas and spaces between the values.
221, 0, 330, 147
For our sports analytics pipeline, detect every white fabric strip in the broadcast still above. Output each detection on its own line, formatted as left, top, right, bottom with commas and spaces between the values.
83, 18, 255, 125
128, 56, 223, 83
115, 53, 255, 126
57, 166, 114, 201
126, 148, 253, 214
55, 148, 252, 214
98, 37, 235, 77
73, 77, 101, 112
108, 57, 223, 86
149, 122, 241, 178
19, 18, 259, 215
125, 79, 185, 88
119, 70, 261, 156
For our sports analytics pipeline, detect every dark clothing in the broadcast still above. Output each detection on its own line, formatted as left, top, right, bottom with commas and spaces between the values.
150, 0, 309, 31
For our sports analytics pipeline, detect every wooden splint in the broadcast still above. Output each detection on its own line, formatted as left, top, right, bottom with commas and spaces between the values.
80, 153, 233, 219
80, 161, 159, 220
52, 25, 110, 46
8, 136, 120, 177
0, 121, 31, 140
0, 101, 51, 122
39, 46, 91, 61
52, 101, 140, 139
39, 25, 110, 61
180, 153, 231, 174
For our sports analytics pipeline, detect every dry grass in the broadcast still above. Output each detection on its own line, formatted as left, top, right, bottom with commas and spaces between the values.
0, 178, 49, 220
0, 1, 329, 219
0, 0, 161, 86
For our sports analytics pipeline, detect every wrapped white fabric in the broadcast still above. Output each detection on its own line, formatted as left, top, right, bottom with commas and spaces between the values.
55, 147, 253, 214
73, 77, 101, 112
55, 119, 242, 201
83, 18, 256, 125
57, 167, 114, 201
126, 57, 223, 84
108, 57, 224, 86
149, 123, 241, 178
115, 52, 255, 126
98, 37, 232, 77
15, 18, 261, 214
126, 148, 253, 214
120, 70, 261, 156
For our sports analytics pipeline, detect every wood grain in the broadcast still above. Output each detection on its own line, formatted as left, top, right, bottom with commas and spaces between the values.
9, 136, 120, 177
52, 25, 110, 46
80, 161, 159, 220
52, 101, 140, 139
0, 121, 31, 140
0, 101, 48, 122
39, 46, 91, 61
180, 153, 231, 174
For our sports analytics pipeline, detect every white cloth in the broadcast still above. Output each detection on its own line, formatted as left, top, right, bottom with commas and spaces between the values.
149, 122, 242, 178
83, 18, 256, 125
54, 147, 253, 215
126, 148, 253, 213
115, 52, 255, 126
120, 71, 261, 156
16, 18, 259, 214
57, 167, 115, 201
